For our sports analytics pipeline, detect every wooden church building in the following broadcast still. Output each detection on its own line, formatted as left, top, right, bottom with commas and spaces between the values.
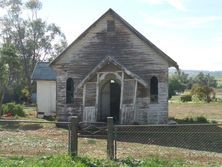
38, 9, 178, 124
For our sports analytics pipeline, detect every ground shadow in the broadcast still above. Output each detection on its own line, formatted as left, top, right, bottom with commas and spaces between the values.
0, 122, 43, 131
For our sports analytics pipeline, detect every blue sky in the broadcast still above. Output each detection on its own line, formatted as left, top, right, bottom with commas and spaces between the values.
3, 0, 222, 71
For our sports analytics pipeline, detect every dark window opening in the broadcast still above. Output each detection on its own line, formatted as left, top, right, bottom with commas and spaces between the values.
66, 78, 74, 104
150, 76, 158, 103
107, 20, 115, 32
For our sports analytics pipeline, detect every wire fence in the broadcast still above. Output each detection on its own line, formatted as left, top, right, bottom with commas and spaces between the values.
1, 118, 222, 165
114, 124, 222, 163
77, 122, 107, 159
0, 120, 69, 157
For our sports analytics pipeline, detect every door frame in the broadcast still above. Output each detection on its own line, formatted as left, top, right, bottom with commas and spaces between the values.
96, 72, 122, 123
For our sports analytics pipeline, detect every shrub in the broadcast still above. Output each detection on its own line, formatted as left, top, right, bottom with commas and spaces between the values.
180, 94, 192, 102
191, 84, 215, 102
2, 102, 25, 117
170, 116, 209, 124
196, 116, 208, 123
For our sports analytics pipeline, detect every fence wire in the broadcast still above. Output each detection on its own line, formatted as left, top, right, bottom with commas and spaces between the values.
77, 122, 107, 159
114, 124, 222, 162
0, 120, 69, 157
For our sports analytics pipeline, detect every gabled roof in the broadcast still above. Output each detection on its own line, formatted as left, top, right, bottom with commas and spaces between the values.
77, 56, 147, 89
50, 8, 178, 69
32, 62, 56, 81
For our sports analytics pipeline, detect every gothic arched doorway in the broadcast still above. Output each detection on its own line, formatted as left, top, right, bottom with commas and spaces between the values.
99, 79, 121, 123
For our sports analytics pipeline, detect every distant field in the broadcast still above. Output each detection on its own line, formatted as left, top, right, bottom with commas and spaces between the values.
169, 103, 222, 122
216, 88, 222, 98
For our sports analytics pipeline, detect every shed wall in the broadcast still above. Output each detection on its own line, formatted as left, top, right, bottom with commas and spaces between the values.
37, 81, 56, 117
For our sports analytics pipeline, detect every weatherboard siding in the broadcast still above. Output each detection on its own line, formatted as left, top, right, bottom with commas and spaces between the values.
52, 12, 170, 124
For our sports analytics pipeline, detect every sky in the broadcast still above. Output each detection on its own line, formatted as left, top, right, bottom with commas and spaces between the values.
2, 0, 222, 71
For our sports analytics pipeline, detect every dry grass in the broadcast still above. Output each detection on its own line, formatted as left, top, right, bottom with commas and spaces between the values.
169, 103, 222, 122
1, 123, 222, 166
0, 124, 68, 157
1, 104, 222, 166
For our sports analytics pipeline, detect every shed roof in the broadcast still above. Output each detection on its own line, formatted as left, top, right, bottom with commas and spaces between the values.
32, 62, 56, 81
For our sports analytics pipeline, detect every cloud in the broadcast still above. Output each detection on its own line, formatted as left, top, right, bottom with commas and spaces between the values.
168, 0, 186, 11
211, 34, 222, 44
159, 38, 222, 71
139, 0, 187, 11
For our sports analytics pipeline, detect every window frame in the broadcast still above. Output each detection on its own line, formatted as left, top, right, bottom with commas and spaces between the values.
66, 78, 74, 104
150, 76, 158, 103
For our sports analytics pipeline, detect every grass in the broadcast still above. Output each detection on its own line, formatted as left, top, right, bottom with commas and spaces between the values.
215, 88, 222, 98
169, 102, 222, 123
0, 155, 206, 167
1, 104, 222, 166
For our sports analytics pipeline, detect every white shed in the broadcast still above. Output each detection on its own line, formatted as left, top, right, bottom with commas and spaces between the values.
32, 62, 56, 117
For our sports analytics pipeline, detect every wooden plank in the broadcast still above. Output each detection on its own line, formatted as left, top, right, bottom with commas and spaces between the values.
120, 72, 124, 124
133, 80, 137, 122
107, 117, 114, 159
69, 116, 78, 157
95, 73, 99, 121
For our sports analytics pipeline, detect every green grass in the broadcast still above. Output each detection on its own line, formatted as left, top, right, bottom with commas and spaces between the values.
0, 155, 190, 167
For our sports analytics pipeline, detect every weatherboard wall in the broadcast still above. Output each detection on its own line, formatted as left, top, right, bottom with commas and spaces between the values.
52, 12, 170, 124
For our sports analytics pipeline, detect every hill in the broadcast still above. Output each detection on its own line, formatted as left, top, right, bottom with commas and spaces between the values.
169, 69, 222, 78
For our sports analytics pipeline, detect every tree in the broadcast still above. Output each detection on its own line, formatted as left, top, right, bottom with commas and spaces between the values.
0, 0, 67, 95
191, 84, 215, 103
0, 43, 24, 103
0, 44, 16, 116
169, 71, 189, 98
190, 72, 217, 102
193, 72, 217, 88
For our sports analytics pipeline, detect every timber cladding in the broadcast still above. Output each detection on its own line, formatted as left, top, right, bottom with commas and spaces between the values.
51, 9, 178, 124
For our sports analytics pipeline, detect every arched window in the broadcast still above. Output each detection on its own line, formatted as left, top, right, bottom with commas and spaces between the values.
66, 78, 74, 104
150, 76, 158, 103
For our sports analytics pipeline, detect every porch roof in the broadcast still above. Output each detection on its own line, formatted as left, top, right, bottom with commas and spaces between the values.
77, 56, 147, 89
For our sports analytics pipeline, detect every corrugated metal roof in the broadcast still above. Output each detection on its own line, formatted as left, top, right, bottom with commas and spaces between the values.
31, 62, 56, 81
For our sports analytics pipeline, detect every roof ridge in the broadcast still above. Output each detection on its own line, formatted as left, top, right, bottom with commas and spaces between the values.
50, 8, 178, 69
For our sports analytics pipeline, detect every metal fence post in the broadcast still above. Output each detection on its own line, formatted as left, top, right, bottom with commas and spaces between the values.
107, 117, 114, 160
69, 116, 78, 158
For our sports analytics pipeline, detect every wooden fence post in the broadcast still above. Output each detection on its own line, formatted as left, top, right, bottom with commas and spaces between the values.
107, 117, 114, 160
69, 116, 78, 158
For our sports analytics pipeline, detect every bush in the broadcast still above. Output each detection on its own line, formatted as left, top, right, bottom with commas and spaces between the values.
170, 116, 209, 124
196, 116, 208, 123
180, 94, 192, 102
2, 102, 25, 117
191, 84, 215, 102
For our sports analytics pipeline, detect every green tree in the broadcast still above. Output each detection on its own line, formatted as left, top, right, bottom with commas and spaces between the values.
0, 0, 67, 94
193, 72, 217, 88
0, 44, 14, 116
169, 71, 189, 98
0, 61, 8, 116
